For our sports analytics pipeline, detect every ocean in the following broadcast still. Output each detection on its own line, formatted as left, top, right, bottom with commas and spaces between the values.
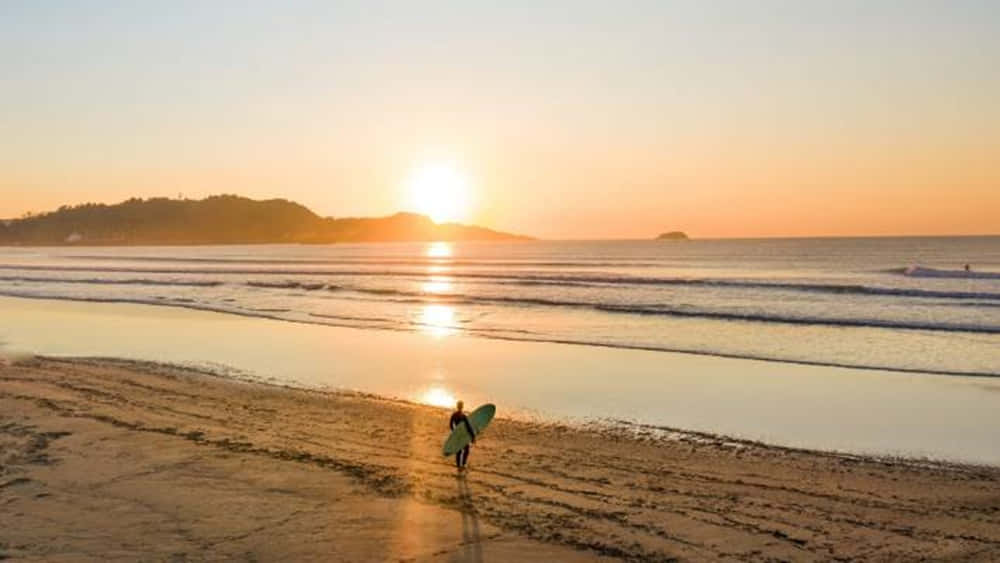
1, 236, 998, 377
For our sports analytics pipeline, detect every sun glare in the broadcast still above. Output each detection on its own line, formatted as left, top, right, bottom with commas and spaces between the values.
421, 275, 454, 294
420, 386, 457, 408
426, 241, 452, 258
406, 162, 470, 223
418, 304, 456, 338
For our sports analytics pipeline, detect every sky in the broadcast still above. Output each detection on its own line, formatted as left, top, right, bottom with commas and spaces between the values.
2, 0, 998, 238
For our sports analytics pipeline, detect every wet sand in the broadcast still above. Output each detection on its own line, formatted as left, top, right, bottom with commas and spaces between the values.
2, 357, 999, 561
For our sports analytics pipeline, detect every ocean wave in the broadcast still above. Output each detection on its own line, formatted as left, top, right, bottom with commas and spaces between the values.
14, 281, 996, 337
62, 254, 665, 269
5, 263, 999, 300
316, 286, 998, 333
590, 304, 1000, 334
485, 278, 1000, 300
893, 266, 1000, 280
245, 284, 1000, 335
308, 312, 399, 324
246, 281, 332, 291
0, 275, 223, 287
2, 290, 995, 378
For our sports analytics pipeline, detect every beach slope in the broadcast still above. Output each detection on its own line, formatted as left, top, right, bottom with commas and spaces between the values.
2, 358, 999, 561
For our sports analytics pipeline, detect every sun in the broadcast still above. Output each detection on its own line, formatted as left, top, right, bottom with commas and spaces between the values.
405, 162, 470, 223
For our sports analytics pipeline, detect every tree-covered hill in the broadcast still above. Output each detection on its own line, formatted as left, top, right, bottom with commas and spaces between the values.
0, 195, 531, 245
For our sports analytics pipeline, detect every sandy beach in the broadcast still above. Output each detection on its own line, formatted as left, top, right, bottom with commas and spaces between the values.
3, 357, 999, 562
5, 1, 1000, 560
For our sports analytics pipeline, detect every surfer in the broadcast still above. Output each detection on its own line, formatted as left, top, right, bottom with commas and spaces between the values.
449, 400, 476, 470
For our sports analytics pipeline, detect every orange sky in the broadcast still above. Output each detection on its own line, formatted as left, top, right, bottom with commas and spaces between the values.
2, 2, 998, 238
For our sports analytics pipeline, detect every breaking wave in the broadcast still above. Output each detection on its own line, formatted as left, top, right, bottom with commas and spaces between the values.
3, 265, 999, 301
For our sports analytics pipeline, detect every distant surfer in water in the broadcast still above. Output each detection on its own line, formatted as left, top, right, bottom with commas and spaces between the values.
450, 400, 476, 470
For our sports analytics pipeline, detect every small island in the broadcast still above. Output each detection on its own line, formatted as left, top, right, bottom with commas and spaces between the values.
655, 231, 689, 241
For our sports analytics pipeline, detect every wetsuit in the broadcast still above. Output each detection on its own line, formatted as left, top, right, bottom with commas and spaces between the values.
449, 411, 476, 468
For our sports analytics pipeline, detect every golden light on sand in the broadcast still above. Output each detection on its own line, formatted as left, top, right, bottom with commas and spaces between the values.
420, 385, 457, 408
406, 163, 470, 223
425, 241, 453, 258
421, 275, 454, 294
418, 304, 456, 337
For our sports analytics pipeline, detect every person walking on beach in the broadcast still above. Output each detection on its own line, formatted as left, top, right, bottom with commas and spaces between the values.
450, 400, 476, 471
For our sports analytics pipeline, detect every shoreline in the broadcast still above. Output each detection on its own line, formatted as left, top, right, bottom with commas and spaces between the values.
2, 291, 997, 379
3, 356, 999, 561
28, 354, 1000, 474
4, 295, 1000, 466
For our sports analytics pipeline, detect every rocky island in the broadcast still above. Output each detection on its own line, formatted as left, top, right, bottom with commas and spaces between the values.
655, 231, 689, 241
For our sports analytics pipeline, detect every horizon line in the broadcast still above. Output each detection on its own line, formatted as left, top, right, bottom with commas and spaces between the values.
3, 195, 997, 242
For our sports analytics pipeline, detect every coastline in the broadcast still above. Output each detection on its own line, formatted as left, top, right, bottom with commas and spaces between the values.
4, 289, 997, 379
3, 356, 999, 561
4, 295, 1000, 465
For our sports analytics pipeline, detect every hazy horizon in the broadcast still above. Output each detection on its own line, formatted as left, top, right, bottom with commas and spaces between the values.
3, 1, 998, 239
5, 193, 1000, 241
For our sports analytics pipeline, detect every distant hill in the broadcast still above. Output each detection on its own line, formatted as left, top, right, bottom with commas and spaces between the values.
0, 195, 532, 245
656, 231, 689, 240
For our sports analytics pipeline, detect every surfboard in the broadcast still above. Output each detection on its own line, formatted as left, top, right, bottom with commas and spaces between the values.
442, 404, 496, 457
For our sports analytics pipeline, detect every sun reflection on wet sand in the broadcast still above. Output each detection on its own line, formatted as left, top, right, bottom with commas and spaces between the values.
426, 241, 453, 258
420, 385, 457, 408
418, 304, 456, 337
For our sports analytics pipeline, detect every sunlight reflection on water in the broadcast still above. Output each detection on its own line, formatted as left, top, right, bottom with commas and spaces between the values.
426, 241, 452, 258
418, 304, 456, 337
421, 276, 454, 294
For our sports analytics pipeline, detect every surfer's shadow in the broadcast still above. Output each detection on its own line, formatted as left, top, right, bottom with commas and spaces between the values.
456, 476, 483, 563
